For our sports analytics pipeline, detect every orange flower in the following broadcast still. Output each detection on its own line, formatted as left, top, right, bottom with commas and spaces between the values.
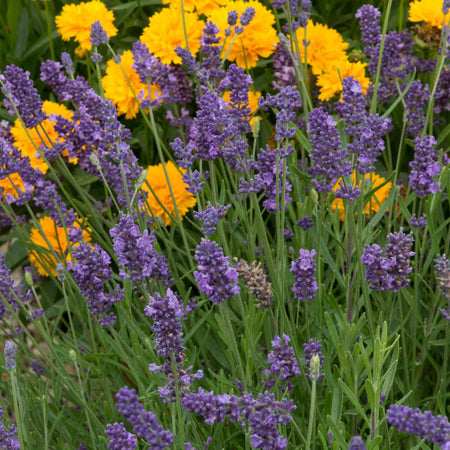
409, 0, 450, 28
207, 0, 278, 68
0, 173, 31, 201
294, 20, 348, 75
141, 161, 196, 226
29, 216, 91, 277
163, 0, 226, 15
140, 6, 204, 65
55, 1, 117, 52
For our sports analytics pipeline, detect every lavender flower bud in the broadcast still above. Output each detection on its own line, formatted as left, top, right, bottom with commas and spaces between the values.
240, 7, 255, 26
303, 339, 324, 380
349, 436, 366, 449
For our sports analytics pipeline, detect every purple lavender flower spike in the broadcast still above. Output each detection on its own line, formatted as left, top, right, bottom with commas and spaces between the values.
290, 249, 318, 301
0, 253, 19, 320
30, 359, 46, 376
443, 0, 450, 14
240, 7, 255, 26
410, 214, 427, 228
409, 135, 441, 198
145, 289, 202, 403
263, 334, 300, 389
387, 404, 450, 445
193, 202, 231, 236
335, 77, 392, 175
348, 436, 366, 450
4, 341, 16, 370
404, 80, 430, 138
110, 214, 172, 286
182, 388, 240, 425
194, 238, 240, 303
355, 6, 381, 46
90, 21, 109, 46
1, 65, 46, 128
362, 229, 414, 292
0, 407, 20, 449
296, 216, 313, 230
307, 108, 352, 192
241, 391, 295, 450
272, 42, 296, 90
115, 386, 174, 448
71, 242, 124, 326
105, 422, 137, 450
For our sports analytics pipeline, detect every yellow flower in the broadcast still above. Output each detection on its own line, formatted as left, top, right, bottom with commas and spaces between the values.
316, 61, 371, 101
10, 101, 75, 174
409, 0, 450, 28
163, 0, 226, 15
102, 50, 162, 119
55, 0, 118, 52
29, 216, 91, 277
141, 161, 196, 226
207, 0, 278, 68
0, 173, 31, 200
140, 6, 204, 65
331, 171, 392, 221
294, 20, 348, 75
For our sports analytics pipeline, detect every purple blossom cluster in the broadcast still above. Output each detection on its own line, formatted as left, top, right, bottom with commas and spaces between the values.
114, 386, 173, 449
408, 135, 441, 198
355, 5, 434, 103
71, 242, 124, 327
0, 65, 46, 128
361, 229, 414, 292
40, 57, 142, 207
0, 407, 19, 449
272, 42, 296, 91
182, 389, 295, 449
132, 41, 192, 107
303, 339, 324, 380
335, 77, 392, 175
387, 404, 450, 445
348, 436, 366, 450
307, 108, 352, 192
290, 249, 318, 301
110, 214, 172, 286
0, 254, 20, 320
404, 80, 430, 138
144, 289, 202, 402
193, 202, 231, 236
194, 238, 240, 304
239, 145, 292, 213
105, 422, 137, 450
259, 86, 302, 143
263, 334, 300, 390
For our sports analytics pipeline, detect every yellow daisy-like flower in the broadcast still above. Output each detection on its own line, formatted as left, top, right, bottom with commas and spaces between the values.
294, 20, 348, 75
102, 50, 162, 119
163, 0, 227, 15
207, 0, 278, 68
409, 0, 450, 28
55, 0, 118, 52
316, 61, 371, 101
141, 161, 196, 226
140, 6, 204, 65
10, 101, 75, 174
331, 171, 392, 221
0, 173, 30, 200
29, 216, 91, 277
